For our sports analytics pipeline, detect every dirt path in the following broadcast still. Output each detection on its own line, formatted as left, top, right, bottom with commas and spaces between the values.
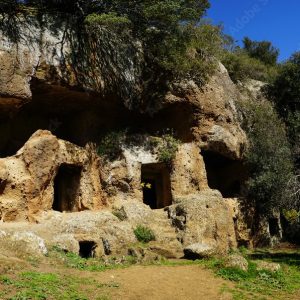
90, 265, 233, 300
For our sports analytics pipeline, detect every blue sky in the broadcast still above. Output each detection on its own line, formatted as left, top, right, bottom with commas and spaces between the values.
207, 0, 300, 61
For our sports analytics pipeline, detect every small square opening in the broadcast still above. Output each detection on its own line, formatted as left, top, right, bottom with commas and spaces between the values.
79, 241, 96, 258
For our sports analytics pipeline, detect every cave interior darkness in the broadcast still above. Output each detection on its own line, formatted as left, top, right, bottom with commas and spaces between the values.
0, 81, 195, 157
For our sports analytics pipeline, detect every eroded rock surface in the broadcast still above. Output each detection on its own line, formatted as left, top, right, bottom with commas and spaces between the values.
0, 130, 104, 222
0, 17, 258, 257
168, 191, 237, 254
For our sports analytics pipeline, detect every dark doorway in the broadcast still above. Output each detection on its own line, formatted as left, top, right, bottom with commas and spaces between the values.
202, 150, 247, 198
53, 164, 82, 212
141, 163, 172, 209
79, 241, 96, 258
269, 218, 280, 236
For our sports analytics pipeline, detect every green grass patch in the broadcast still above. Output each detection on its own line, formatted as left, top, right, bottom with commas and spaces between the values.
133, 225, 155, 243
0, 271, 117, 300
197, 250, 300, 300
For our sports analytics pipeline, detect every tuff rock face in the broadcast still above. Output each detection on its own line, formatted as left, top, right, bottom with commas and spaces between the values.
0, 18, 273, 257
0, 130, 104, 222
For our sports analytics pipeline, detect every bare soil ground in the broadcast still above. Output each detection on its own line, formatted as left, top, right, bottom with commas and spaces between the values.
2, 248, 300, 300
90, 264, 233, 300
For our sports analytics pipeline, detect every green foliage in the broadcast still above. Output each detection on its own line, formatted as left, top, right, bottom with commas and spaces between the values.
222, 50, 278, 83
286, 112, 300, 160
267, 52, 300, 115
200, 251, 300, 299
133, 225, 155, 243
0, 271, 101, 300
283, 209, 300, 224
157, 23, 224, 83
85, 13, 131, 27
155, 133, 180, 164
238, 99, 294, 213
2, 1, 223, 85
97, 131, 126, 161
243, 37, 279, 66
266, 53, 300, 171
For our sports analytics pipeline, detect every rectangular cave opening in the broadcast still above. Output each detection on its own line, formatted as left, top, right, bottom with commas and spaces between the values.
53, 164, 82, 212
202, 150, 246, 198
141, 163, 172, 209
269, 218, 280, 236
79, 241, 96, 258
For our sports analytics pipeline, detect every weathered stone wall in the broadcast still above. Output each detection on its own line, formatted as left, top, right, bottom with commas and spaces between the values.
0, 17, 274, 255
0, 130, 104, 222
0, 17, 142, 107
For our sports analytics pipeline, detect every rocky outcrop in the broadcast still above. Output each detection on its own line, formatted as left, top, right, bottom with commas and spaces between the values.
256, 261, 281, 272
0, 16, 259, 256
0, 17, 142, 109
0, 16, 246, 159
163, 63, 247, 159
167, 191, 237, 254
184, 243, 215, 259
224, 254, 249, 271
0, 130, 104, 222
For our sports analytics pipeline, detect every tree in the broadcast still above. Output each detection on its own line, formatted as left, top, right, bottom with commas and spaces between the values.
268, 52, 300, 115
243, 37, 279, 66
266, 52, 300, 168
238, 99, 294, 214
1, 1, 218, 83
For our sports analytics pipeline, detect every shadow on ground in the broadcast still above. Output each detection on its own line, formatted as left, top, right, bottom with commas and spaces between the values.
249, 249, 300, 267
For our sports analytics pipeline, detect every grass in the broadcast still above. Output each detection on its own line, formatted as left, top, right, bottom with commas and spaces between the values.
48, 246, 137, 272
0, 271, 117, 300
1, 246, 300, 300
133, 225, 155, 243
197, 248, 300, 300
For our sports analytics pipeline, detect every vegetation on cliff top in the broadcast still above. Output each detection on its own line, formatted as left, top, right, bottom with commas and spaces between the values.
224, 36, 300, 215
222, 37, 280, 83
1, 0, 222, 85
0, 1, 299, 216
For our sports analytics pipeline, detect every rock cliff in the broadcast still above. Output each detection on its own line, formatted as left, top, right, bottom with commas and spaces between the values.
0, 18, 272, 258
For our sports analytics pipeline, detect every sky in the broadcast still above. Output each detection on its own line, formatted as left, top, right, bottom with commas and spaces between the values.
207, 0, 300, 61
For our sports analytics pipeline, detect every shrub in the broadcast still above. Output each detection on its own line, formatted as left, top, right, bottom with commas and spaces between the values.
286, 112, 300, 162
156, 133, 180, 164
243, 37, 279, 66
238, 99, 294, 213
283, 209, 300, 224
134, 225, 155, 243
266, 52, 300, 116
85, 13, 131, 27
97, 131, 126, 161
222, 50, 278, 83
159, 23, 224, 84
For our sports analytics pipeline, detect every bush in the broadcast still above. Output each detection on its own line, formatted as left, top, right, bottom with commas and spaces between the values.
286, 112, 300, 162
97, 131, 126, 160
134, 225, 155, 243
243, 37, 279, 66
222, 50, 278, 83
238, 99, 294, 213
85, 13, 131, 27
159, 23, 224, 84
283, 209, 300, 224
266, 52, 300, 115
266, 53, 300, 170
155, 133, 180, 164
